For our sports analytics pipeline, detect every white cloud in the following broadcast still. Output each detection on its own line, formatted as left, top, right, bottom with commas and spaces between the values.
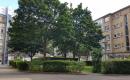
60, 0, 130, 20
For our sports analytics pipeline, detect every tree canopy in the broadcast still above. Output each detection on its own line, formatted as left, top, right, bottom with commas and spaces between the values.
8, 0, 103, 60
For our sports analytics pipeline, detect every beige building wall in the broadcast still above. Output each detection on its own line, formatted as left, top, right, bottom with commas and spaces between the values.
0, 14, 6, 61
96, 5, 130, 58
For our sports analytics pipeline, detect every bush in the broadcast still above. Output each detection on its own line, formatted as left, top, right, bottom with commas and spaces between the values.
9, 60, 29, 71
30, 60, 85, 72
42, 61, 67, 72
17, 61, 29, 71
9, 60, 17, 68
33, 57, 78, 61
29, 59, 44, 72
102, 60, 130, 74
91, 48, 102, 73
84, 61, 92, 66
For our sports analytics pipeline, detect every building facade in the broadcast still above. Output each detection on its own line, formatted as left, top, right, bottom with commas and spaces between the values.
96, 5, 130, 59
0, 8, 11, 64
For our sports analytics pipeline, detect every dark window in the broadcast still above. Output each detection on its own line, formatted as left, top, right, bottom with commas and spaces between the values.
1, 29, 3, 33
124, 15, 129, 51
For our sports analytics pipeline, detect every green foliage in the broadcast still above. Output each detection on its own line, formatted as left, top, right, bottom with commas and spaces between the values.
91, 48, 102, 73
42, 61, 67, 72
52, 3, 74, 58
9, 60, 17, 68
84, 61, 92, 66
9, 0, 103, 61
33, 57, 78, 61
82, 66, 93, 73
8, 0, 42, 60
102, 60, 130, 74
17, 61, 29, 71
30, 60, 85, 72
71, 3, 103, 58
9, 60, 29, 71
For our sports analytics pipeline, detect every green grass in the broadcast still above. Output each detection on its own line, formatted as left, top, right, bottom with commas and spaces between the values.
82, 66, 93, 73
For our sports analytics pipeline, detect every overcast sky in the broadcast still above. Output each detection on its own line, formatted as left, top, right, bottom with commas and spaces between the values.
0, 0, 130, 20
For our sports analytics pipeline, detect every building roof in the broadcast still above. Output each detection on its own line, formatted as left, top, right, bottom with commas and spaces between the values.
95, 5, 130, 21
0, 14, 5, 17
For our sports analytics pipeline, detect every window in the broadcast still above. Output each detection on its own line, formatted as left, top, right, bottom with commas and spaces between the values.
1, 29, 3, 34
0, 17, 3, 22
105, 44, 110, 50
114, 44, 121, 49
113, 24, 120, 29
105, 35, 110, 41
114, 34, 117, 38
0, 46, 2, 52
113, 33, 122, 39
116, 24, 120, 28
104, 17, 110, 22
0, 35, 3, 39
0, 24, 4, 27
104, 25, 110, 31
115, 14, 119, 19
122, 43, 124, 47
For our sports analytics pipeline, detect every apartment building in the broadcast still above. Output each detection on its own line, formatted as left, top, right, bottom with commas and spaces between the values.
0, 8, 11, 64
96, 5, 130, 59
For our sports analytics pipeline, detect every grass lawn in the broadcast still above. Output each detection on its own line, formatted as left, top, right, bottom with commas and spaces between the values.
82, 66, 93, 73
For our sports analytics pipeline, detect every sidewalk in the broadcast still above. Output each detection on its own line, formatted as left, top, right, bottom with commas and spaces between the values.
0, 64, 32, 80
0, 64, 17, 73
0, 78, 31, 80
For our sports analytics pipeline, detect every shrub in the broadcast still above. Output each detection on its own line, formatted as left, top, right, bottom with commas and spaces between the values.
91, 48, 102, 73
67, 61, 85, 72
84, 61, 92, 66
30, 60, 85, 72
9, 60, 29, 71
9, 60, 17, 68
17, 61, 29, 71
102, 60, 130, 74
33, 57, 78, 61
29, 59, 44, 72
42, 61, 67, 72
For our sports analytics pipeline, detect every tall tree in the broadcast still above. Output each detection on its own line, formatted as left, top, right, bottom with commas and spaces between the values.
72, 3, 103, 59
8, 0, 41, 61
52, 3, 74, 58
35, 0, 60, 57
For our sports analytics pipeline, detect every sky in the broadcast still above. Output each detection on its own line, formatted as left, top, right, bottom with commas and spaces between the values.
0, 0, 130, 20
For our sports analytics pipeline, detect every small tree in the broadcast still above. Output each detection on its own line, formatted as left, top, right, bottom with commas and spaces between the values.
91, 48, 102, 73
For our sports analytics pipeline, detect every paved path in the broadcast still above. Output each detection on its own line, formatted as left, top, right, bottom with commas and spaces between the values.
0, 65, 130, 80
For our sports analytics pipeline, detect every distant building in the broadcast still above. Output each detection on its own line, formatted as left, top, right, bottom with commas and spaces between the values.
0, 8, 11, 64
96, 5, 130, 59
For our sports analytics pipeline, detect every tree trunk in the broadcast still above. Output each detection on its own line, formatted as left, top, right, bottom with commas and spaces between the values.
30, 56, 33, 62
78, 55, 81, 61
73, 51, 77, 59
29, 52, 33, 62
63, 52, 67, 59
43, 53, 46, 58
43, 39, 47, 58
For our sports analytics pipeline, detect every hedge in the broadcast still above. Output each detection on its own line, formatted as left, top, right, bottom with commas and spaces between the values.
9, 60, 17, 68
84, 61, 92, 66
9, 60, 29, 71
17, 61, 29, 71
30, 60, 85, 72
33, 57, 78, 61
102, 60, 130, 74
